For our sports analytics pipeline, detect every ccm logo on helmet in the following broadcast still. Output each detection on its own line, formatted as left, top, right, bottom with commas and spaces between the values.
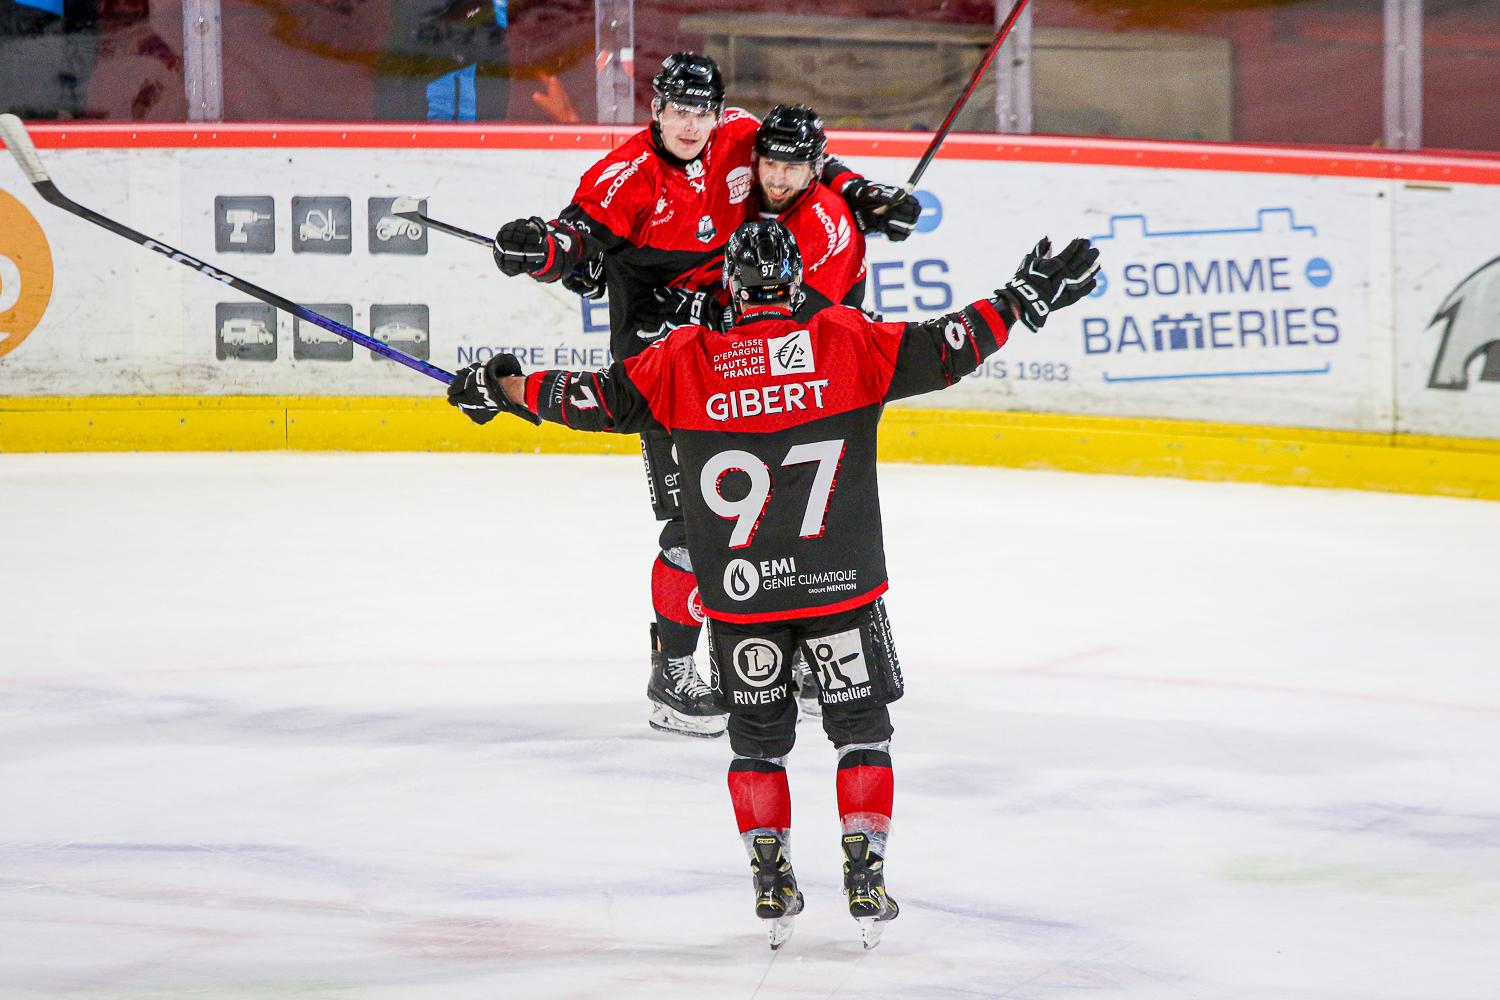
707, 378, 829, 421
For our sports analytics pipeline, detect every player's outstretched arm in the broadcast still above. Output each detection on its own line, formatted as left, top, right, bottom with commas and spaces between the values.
492, 216, 591, 283
447, 353, 660, 434
494, 198, 642, 284
882, 236, 1099, 401
446, 354, 542, 426
822, 156, 922, 243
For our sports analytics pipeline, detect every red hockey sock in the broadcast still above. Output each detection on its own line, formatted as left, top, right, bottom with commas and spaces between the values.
652, 555, 703, 656
836, 747, 893, 839
728, 758, 791, 833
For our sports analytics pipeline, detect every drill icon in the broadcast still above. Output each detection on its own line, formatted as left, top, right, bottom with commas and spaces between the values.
223, 209, 270, 244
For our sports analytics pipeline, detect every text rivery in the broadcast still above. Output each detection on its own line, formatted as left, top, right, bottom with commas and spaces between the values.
733, 687, 787, 706
707, 379, 830, 422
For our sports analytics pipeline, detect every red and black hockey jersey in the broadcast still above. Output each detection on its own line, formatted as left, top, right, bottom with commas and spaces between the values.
557, 110, 761, 362
522, 299, 1016, 623
762, 181, 866, 315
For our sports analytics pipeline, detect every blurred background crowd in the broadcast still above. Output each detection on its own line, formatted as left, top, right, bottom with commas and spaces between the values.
1, 0, 1496, 151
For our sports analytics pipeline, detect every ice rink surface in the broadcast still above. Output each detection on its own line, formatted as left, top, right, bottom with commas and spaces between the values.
1, 452, 1497, 1000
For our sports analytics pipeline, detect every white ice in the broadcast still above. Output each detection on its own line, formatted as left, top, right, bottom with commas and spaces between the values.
1, 452, 1497, 999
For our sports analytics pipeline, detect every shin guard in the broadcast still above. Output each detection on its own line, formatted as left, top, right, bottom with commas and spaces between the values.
836, 743, 893, 857
652, 553, 703, 657
728, 756, 791, 852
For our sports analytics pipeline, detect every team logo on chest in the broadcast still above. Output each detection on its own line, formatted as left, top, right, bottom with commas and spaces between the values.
651, 195, 674, 228
685, 158, 706, 193
696, 214, 717, 243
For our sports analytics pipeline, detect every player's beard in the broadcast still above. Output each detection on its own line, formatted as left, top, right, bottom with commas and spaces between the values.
761, 184, 803, 214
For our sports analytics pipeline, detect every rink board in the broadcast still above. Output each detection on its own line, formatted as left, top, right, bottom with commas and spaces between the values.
1, 125, 1498, 497
5, 395, 1500, 502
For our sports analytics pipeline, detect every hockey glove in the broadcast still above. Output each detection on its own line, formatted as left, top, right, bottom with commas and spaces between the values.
493, 217, 549, 277
493, 217, 580, 282
651, 286, 723, 331
447, 353, 542, 426
841, 179, 922, 242
995, 237, 1100, 332
561, 253, 606, 300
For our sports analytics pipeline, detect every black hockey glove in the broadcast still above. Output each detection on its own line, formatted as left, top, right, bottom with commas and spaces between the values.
561, 253, 606, 300
651, 286, 723, 331
493, 217, 549, 277
447, 353, 542, 426
493, 217, 579, 282
841, 178, 921, 242
995, 237, 1101, 332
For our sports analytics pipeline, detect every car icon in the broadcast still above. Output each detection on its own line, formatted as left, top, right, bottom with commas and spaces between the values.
373, 321, 427, 345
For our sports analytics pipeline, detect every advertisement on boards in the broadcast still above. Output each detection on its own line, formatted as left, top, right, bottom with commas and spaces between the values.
1393, 182, 1500, 440
0, 133, 1494, 443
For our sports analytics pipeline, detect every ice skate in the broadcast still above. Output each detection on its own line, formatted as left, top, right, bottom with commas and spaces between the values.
750, 834, 804, 949
842, 832, 899, 949
791, 650, 822, 721
647, 625, 726, 739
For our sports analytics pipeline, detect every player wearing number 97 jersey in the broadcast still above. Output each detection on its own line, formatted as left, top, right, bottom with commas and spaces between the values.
447, 220, 1099, 948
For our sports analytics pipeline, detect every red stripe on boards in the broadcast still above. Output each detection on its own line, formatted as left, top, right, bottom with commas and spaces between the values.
14, 124, 1500, 185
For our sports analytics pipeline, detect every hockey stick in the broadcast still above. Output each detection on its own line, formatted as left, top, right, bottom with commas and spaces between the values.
0, 114, 454, 385
392, 196, 495, 249
392, 197, 559, 274
901, 0, 1032, 193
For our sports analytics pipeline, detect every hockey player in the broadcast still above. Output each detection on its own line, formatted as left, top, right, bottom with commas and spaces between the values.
753, 104, 868, 317
748, 103, 868, 722
447, 220, 1100, 948
488, 52, 921, 740
647, 104, 872, 724
641, 103, 870, 335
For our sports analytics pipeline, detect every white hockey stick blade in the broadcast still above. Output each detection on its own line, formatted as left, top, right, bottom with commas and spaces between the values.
0, 113, 49, 184
391, 195, 425, 218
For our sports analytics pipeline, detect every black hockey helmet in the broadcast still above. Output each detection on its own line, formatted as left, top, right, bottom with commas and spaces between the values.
652, 52, 725, 116
755, 104, 827, 169
723, 220, 803, 316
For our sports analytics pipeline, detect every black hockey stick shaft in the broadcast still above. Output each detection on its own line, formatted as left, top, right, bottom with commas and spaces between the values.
903, 0, 1032, 192
391, 196, 494, 249
0, 114, 454, 385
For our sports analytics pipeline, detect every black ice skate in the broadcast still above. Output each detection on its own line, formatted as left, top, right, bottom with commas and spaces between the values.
842, 832, 899, 949
647, 624, 726, 739
791, 650, 822, 721
750, 834, 804, 949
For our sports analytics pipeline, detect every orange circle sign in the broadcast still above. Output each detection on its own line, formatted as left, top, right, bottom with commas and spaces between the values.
0, 188, 55, 360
